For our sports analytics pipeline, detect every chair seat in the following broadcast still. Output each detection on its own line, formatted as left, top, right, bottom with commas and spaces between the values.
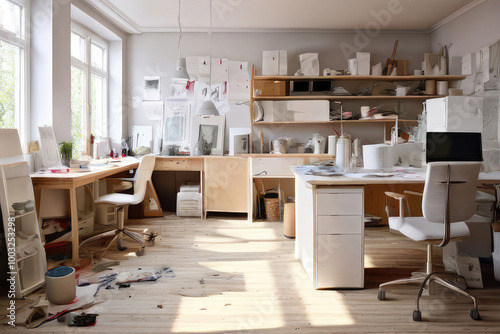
95, 192, 137, 206
389, 217, 470, 242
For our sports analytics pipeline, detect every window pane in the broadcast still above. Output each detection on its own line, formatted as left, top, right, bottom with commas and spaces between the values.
71, 32, 85, 62
91, 43, 103, 69
91, 75, 104, 138
71, 66, 85, 159
0, 0, 22, 38
0, 40, 20, 129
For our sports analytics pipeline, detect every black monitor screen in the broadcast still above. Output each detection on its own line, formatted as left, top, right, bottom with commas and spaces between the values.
426, 132, 483, 162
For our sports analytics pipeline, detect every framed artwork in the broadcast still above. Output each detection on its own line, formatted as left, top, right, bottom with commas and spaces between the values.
163, 99, 191, 155
191, 115, 225, 156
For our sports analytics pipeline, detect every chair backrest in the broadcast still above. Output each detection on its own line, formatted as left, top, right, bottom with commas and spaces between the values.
130, 154, 156, 205
422, 161, 481, 224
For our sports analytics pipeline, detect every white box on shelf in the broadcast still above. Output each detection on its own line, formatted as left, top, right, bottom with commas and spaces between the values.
262, 50, 287, 75
262, 100, 329, 122
356, 52, 370, 75
299, 53, 319, 76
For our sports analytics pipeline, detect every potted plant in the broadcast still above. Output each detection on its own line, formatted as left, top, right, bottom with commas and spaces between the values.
59, 141, 72, 167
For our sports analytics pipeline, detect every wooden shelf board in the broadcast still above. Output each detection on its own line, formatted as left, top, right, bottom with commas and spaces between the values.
253, 75, 466, 81
253, 95, 444, 100
253, 119, 418, 125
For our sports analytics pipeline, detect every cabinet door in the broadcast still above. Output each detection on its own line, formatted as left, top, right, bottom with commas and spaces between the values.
316, 234, 364, 289
205, 157, 248, 213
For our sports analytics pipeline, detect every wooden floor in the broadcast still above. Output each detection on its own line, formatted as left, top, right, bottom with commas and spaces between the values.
2, 213, 500, 333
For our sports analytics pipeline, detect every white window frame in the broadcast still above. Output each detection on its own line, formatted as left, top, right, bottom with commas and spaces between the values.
71, 22, 108, 156
0, 0, 30, 148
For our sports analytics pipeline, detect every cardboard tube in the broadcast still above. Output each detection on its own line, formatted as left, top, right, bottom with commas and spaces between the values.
283, 203, 295, 238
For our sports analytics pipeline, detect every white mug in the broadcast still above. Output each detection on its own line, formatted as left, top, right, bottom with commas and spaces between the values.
360, 106, 370, 118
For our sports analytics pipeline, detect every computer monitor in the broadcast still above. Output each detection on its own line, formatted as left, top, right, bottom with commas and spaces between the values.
426, 132, 483, 162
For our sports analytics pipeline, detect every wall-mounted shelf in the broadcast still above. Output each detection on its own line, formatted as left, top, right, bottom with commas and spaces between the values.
253, 95, 446, 101
253, 119, 418, 125
252, 74, 466, 81
249, 64, 466, 153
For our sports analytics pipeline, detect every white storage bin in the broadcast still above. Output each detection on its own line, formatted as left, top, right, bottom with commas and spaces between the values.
177, 191, 202, 217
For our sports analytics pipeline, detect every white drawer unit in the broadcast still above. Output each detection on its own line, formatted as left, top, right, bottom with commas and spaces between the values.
314, 187, 364, 289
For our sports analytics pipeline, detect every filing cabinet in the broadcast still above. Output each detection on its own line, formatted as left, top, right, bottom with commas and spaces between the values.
314, 187, 364, 289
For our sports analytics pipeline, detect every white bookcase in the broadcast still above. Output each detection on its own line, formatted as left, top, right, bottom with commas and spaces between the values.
0, 161, 47, 298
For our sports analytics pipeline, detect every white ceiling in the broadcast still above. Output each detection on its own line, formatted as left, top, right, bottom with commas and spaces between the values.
82, 0, 483, 35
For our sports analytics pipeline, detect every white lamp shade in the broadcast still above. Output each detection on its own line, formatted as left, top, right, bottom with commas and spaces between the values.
173, 58, 189, 79
196, 100, 219, 116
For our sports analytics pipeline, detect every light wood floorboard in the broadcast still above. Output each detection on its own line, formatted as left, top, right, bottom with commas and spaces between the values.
1, 212, 500, 333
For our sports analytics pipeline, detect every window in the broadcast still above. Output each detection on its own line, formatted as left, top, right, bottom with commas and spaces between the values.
71, 24, 108, 158
0, 0, 29, 146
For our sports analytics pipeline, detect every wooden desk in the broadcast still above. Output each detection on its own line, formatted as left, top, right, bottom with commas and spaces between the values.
31, 159, 140, 264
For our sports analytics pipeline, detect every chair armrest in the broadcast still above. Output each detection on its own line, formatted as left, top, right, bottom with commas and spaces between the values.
385, 192, 408, 218
404, 190, 423, 197
385, 191, 407, 200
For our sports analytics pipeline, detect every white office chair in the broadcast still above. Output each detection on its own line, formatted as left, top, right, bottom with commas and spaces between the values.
378, 161, 482, 321
80, 154, 156, 258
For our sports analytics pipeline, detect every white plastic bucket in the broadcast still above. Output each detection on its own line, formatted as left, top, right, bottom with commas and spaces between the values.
45, 266, 76, 304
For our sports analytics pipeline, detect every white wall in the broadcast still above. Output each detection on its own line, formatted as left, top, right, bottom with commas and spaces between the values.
127, 31, 431, 152
31, 0, 71, 143
430, 0, 500, 141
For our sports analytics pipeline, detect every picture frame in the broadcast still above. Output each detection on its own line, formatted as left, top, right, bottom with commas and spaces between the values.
163, 99, 191, 156
191, 115, 225, 156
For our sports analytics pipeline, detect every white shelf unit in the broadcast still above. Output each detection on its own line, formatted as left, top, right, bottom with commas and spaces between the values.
0, 161, 47, 298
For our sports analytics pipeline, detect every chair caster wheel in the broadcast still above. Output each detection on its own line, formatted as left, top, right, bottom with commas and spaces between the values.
377, 290, 386, 300
413, 310, 422, 321
470, 308, 481, 320
136, 247, 145, 256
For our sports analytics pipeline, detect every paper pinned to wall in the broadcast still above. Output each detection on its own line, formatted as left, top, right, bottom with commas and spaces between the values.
228, 61, 250, 101
142, 101, 164, 120
144, 76, 161, 100
211, 58, 228, 84
462, 53, 472, 75
186, 56, 210, 83
39, 126, 62, 168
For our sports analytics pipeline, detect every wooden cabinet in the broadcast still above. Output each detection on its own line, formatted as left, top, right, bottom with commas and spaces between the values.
204, 157, 248, 217
249, 65, 466, 153
0, 161, 47, 298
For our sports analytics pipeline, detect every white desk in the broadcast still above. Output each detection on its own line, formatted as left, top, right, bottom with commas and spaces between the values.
292, 166, 500, 289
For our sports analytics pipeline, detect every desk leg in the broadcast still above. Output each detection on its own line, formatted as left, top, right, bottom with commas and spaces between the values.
69, 188, 79, 265
34, 187, 41, 218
